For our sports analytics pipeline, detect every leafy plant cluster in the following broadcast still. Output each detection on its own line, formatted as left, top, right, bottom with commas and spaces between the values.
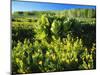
12, 9, 96, 74
12, 35, 96, 74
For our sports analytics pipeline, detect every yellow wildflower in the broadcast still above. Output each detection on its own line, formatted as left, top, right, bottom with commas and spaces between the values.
46, 51, 49, 55
91, 48, 95, 51
85, 48, 87, 51
75, 58, 78, 62
39, 61, 42, 65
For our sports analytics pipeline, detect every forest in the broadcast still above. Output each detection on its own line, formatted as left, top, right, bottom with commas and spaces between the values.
12, 8, 96, 74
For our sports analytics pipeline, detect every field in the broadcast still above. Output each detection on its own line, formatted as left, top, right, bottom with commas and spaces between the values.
12, 8, 96, 74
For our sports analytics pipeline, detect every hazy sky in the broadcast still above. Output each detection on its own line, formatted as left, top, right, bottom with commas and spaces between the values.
12, 1, 96, 12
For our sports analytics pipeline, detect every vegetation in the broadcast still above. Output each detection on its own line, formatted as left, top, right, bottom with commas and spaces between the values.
12, 9, 96, 74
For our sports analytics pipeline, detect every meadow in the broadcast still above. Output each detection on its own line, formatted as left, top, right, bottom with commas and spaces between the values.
12, 9, 96, 74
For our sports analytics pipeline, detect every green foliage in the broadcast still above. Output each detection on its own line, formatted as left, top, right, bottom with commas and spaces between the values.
12, 35, 96, 74
12, 9, 96, 74
51, 19, 61, 34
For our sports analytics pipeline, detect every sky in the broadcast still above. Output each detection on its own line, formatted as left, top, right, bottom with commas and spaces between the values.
12, 1, 96, 12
